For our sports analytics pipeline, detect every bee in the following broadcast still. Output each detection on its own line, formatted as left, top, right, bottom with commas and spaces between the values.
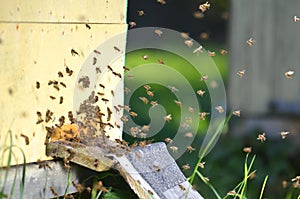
184, 132, 193, 138
198, 162, 206, 169
48, 80, 53, 85
107, 65, 113, 71
199, 112, 209, 120
285, 70, 294, 79
124, 87, 131, 95
200, 32, 209, 40
178, 184, 186, 191
193, 11, 204, 19
139, 97, 149, 104
49, 96, 56, 100
281, 181, 288, 189
146, 90, 154, 97
220, 49, 228, 55
147, 190, 154, 195
257, 133, 266, 142
186, 145, 195, 153
153, 165, 161, 172
37, 159, 51, 169
294, 16, 300, 22
114, 105, 120, 112
111, 90, 114, 96
85, 24, 91, 29
59, 96, 63, 104
139, 140, 147, 147
246, 38, 255, 47
208, 51, 216, 57
113, 46, 121, 52
68, 111, 75, 123
237, 69, 246, 77
53, 84, 60, 91
144, 84, 151, 90
112, 71, 122, 78
243, 147, 252, 153
181, 32, 190, 39
71, 48, 79, 56
154, 29, 163, 36
93, 57, 97, 65
60, 82, 67, 88
164, 137, 173, 143
114, 122, 121, 129
93, 159, 99, 167
129, 111, 138, 118
50, 187, 58, 197
164, 114, 172, 122
199, 1, 210, 12
66, 67, 73, 76
200, 75, 208, 81
197, 89, 205, 97
215, 106, 224, 113
101, 98, 109, 103
20, 133, 29, 145
157, 59, 164, 64
123, 66, 130, 71
99, 83, 105, 89
150, 101, 158, 107
182, 164, 190, 170
59, 116, 65, 127
36, 111, 44, 124
120, 115, 128, 123
58, 71, 63, 78
94, 50, 101, 55
188, 106, 195, 113
140, 133, 147, 139
141, 125, 150, 132
168, 85, 179, 93
142, 55, 149, 60
184, 39, 193, 47
137, 10, 145, 16
227, 190, 237, 196
233, 110, 240, 117
96, 67, 101, 73
174, 100, 182, 107
169, 145, 178, 152
193, 46, 203, 54
129, 21, 136, 28
107, 107, 112, 122
280, 131, 290, 139
36, 81, 40, 89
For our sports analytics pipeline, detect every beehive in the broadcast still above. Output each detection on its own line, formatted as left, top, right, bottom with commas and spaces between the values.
0, 0, 127, 165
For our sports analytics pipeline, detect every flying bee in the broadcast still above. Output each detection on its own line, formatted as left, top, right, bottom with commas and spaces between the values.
139, 97, 149, 104
36, 111, 44, 124
93, 57, 97, 65
139, 140, 147, 147
107, 107, 112, 122
59, 96, 63, 104
124, 87, 131, 95
49, 96, 56, 100
280, 131, 290, 139
174, 100, 182, 107
114, 105, 120, 112
37, 159, 51, 169
157, 0, 166, 5
208, 51, 216, 57
97, 91, 104, 96
199, 112, 209, 120
220, 49, 228, 55
150, 101, 158, 107
147, 190, 154, 195
285, 70, 294, 79
66, 67, 73, 76
129, 111, 138, 118
198, 162, 206, 169
120, 115, 128, 123
53, 84, 60, 91
137, 10, 145, 16
188, 106, 195, 113
36, 81, 40, 89
200, 75, 208, 81
140, 133, 147, 139
94, 50, 101, 55
164, 137, 173, 143
112, 71, 122, 78
294, 16, 300, 22
184, 39, 194, 47
257, 133, 267, 142
233, 110, 240, 117
182, 164, 190, 170
123, 66, 130, 71
144, 84, 151, 90
129, 21, 136, 28
60, 82, 66, 88
186, 145, 195, 153
50, 187, 58, 197
58, 71, 63, 78
58, 116, 65, 127
146, 90, 154, 97
45, 109, 53, 122
168, 85, 179, 93
113, 46, 121, 52
181, 32, 190, 39
215, 106, 224, 113
71, 48, 79, 56
184, 132, 193, 138
111, 90, 114, 96
246, 38, 255, 47
85, 24, 91, 29
197, 89, 205, 97
169, 146, 178, 152
193, 46, 203, 54
199, 1, 210, 12
237, 69, 246, 77
107, 65, 113, 71
20, 133, 29, 145
96, 67, 101, 73
164, 114, 172, 122
154, 29, 163, 36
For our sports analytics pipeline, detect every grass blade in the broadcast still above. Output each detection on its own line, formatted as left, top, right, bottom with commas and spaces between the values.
259, 175, 268, 199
